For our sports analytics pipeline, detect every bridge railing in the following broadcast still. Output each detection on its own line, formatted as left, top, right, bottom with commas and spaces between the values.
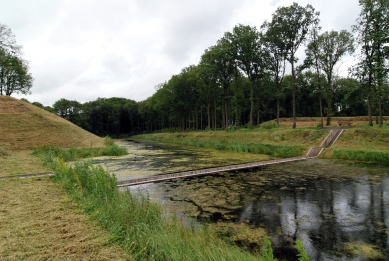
320, 129, 343, 148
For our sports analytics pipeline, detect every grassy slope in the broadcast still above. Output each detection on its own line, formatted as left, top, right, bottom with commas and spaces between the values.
0, 96, 130, 259
0, 96, 104, 175
134, 116, 389, 162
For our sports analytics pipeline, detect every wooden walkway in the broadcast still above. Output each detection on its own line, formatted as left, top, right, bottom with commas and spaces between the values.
117, 128, 344, 187
117, 156, 307, 187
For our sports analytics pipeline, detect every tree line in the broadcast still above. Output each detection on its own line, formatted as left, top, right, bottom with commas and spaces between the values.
134, 0, 388, 131
7, 0, 389, 136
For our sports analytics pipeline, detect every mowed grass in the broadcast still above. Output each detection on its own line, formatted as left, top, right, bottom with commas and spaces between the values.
0, 176, 131, 260
0, 150, 51, 175
0, 96, 104, 151
0, 96, 132, 260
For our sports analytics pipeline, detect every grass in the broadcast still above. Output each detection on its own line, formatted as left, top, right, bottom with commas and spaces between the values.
0, 150, 51, 175
32, 137, 128, 163
134, 128, 322, 158
0, 96, 104, 151
46, 156, 262, 261
133, 117, 389, 164
0, 176, 131, 260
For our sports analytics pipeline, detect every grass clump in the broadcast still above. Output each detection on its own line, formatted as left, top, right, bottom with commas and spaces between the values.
260, 121, 279, 129
45, 156, 260, 261
33, 137, 127, 162
331, 149, 389, 165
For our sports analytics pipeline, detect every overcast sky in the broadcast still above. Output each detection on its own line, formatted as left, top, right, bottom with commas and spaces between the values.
1, 0, 360, 106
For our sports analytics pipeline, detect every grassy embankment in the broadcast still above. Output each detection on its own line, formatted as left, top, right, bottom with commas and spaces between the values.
134, 116, 389, 164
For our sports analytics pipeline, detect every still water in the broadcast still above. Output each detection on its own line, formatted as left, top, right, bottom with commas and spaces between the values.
98, 140, 389, 260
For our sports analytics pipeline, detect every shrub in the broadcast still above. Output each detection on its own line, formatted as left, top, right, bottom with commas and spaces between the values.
261, 121, 279, 129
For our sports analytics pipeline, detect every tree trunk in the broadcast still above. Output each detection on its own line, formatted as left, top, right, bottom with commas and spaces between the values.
257, 110, 260, 126
319, 95, 323, 128
367, 91, 373, 126
249, 78, 254, 129
276, 94, 280, 125
214, 95, 217, 131
222, 100, 225, 129
225, 99, 229, 130
378, 93, 383, 127
326, 96, 332, 126
291, 59, 296, 129
207, 102, 211, 129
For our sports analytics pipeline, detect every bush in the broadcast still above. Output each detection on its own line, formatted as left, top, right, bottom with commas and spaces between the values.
261, 121, 279, 129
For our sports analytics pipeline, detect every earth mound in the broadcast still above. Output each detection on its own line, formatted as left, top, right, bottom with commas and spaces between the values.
0, 96, 104, 150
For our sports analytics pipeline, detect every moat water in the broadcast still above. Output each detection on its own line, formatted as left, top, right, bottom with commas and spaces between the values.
96, 140, 389, 260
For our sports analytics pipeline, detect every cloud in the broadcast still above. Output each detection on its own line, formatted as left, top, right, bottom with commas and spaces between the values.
0, 0, 360, 106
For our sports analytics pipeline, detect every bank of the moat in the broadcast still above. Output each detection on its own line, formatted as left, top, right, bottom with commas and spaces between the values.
97, 140, 389, 260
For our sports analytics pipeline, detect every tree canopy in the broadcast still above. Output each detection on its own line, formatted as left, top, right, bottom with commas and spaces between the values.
0, 23, 33, 96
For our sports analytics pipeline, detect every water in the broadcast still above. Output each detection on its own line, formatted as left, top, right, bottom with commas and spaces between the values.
99, 140, 389, 260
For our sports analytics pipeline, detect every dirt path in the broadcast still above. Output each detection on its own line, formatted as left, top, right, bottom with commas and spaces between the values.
0, 176, 131, 261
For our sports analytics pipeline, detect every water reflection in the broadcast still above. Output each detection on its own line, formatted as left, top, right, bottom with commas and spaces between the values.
103, 140, 388, 260
134, 160, 388, 260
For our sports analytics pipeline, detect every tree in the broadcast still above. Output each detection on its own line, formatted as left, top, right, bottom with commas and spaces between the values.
200, 40, 236, 129
0, 53, 33, 96
267, 2, 320, 128
306, 30, 354, 125
261, 21, 287, 125
53, 98, 83, 125
0, 23, 32, 96
352, 0, 389, 126
223, 24, 265, 129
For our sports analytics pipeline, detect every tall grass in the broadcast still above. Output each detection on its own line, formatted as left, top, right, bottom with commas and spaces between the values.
332, 149, 389, 164
136, 135, 303, 158
33, 136, 127, 162
47, 157, 261, 261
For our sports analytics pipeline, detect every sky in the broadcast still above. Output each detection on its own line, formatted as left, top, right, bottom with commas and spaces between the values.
1, 0, 361, 106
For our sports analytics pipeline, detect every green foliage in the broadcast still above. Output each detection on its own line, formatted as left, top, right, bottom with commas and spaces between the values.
261, 121, 280, 129
332, 149, 389, 164
47, 158, 260, 261
0, 23, 33, 96
104, 136, 115, 146
136, 135, 303, 158
296, 239, 311, 261
261, 237, 277, 261
33, 141, 128, 163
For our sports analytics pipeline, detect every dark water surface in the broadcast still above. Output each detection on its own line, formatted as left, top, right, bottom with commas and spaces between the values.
107, 140, 389, 260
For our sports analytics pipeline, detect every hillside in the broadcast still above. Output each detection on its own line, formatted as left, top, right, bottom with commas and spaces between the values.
0, 95, 104, 174
0, 95, 104, 150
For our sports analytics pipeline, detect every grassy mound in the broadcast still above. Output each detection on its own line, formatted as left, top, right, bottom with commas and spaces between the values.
0, 96, 104, 150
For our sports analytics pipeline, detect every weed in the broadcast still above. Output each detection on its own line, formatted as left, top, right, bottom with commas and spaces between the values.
296, 239, 311, 261
104, 136, 115, 146
261, 237, 277, 261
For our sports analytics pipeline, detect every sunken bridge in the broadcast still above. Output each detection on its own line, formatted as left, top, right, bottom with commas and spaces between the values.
117, 129, 343, 187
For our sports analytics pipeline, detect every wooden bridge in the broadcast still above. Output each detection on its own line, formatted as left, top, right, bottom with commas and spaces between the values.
117, 129, 344, 187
